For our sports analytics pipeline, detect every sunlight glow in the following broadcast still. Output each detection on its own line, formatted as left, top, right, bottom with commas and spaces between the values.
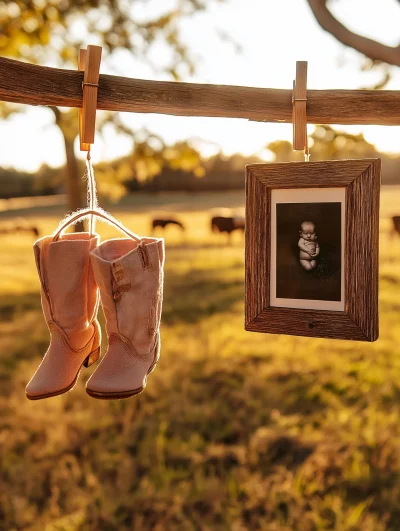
1, 0, 400, 172
363, 126, 400, 154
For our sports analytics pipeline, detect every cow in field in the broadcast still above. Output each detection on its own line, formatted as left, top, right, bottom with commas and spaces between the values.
392, 216, 400, 237
0, 223, 39, 238
211, 215, 245, 243
152, 217, 185, 234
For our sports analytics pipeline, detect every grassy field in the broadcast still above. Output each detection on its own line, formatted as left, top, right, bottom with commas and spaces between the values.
1, 188, 400, 530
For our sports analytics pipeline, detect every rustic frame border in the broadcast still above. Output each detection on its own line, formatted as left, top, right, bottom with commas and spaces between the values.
245, 159, 381, 341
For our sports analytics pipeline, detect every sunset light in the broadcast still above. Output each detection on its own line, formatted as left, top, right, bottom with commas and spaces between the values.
1, 0, 400, 172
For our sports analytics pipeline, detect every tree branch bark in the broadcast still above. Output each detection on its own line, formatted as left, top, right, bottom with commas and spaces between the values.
2, 57, 400, 124
307, 0, 400, 67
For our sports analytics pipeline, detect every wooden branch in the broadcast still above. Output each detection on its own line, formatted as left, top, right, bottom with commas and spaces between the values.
307, 0, 400, 67
1, 56, 400, 125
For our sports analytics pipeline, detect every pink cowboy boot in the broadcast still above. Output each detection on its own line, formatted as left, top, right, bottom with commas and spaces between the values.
26, 232, 101, 400
86, 237, 165, 399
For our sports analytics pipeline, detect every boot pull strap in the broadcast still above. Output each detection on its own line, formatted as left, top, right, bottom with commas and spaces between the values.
52, 208, 141, 242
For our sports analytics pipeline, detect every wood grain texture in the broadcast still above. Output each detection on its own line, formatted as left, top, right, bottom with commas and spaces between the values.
246, 160, 376, 188
292, 61, 307, 150
245, 171, 269, 325
81, 45, 102, 145
245, 159, 381, 342
246, 308, 367, 341
1, 56, 400, 125
78, 49, 89, 152
346, 159, 380, 341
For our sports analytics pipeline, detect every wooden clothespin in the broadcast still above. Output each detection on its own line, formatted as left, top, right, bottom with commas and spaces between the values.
292, 61, 309, 160
78, 45, 102, 152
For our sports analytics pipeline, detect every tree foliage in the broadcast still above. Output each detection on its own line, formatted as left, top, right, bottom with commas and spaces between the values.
0, 0, 227, 210
0, 0, 221, 77
268, 125, 377, 162
3, 125, 400, 202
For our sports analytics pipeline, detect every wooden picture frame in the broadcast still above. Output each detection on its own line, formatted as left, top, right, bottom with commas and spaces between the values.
245, 159, 381, 342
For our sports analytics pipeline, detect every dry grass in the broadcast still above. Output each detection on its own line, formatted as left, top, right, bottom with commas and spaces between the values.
1, 189, 400, 530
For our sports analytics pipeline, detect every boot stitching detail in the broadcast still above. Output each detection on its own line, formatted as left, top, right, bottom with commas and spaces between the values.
112, 262, 125, 282
109, 333, 158, 363
138, 242, 153, 271
112, 283, 131, 301
49, 321, 98, 354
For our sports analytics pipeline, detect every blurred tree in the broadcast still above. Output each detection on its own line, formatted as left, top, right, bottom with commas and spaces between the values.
0, 0, 226, 228
267, 125, 377, 162
95, 132, 203, 200
310, 125, 377, 160
307, 1, 400, 67
266, 140, 303, 162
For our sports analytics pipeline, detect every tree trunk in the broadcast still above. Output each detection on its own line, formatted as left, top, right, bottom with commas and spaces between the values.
50, 106, 85, 233
62, 132, 85, 233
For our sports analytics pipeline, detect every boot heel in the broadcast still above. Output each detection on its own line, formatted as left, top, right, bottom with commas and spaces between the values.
83, 346, 100, 368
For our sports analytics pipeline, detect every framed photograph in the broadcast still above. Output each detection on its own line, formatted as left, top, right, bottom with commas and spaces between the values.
245, 159, 380, 341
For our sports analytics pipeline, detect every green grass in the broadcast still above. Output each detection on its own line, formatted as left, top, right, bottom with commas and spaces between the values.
1, 189, 400, 530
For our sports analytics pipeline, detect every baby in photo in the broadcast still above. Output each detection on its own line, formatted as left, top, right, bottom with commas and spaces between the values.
298, 221, 320, 270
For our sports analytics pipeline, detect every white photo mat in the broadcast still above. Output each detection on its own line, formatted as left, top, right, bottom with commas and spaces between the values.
270, 188, 345, 311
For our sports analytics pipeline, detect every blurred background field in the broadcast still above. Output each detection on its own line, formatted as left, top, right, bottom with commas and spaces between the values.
1, 187, 400, 530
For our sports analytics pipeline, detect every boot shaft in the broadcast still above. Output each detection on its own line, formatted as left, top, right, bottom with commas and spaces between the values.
34, 232, 99, 343
90, 237, 164, 355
